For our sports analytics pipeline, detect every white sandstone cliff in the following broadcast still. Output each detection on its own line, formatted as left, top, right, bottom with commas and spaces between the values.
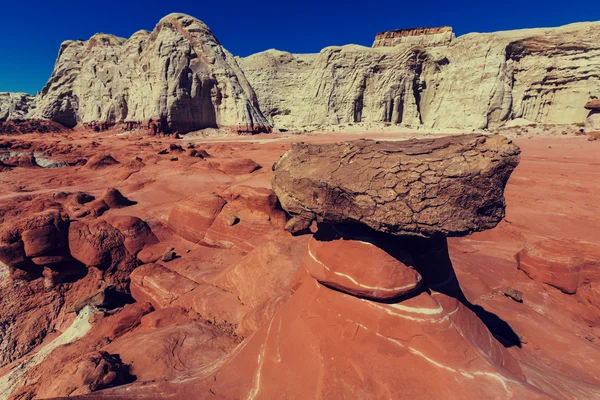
30, 13, 271, 134
240, 21, 600, 131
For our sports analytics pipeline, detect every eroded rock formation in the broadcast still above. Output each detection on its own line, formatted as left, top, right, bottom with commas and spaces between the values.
28, 13, 271, 134
585, 99, 600, 132
240, 22, 600, 131
199, 135, 543, 399
372, 26, 454, 48
272, 135, 520, 237
0, 93, 35, 121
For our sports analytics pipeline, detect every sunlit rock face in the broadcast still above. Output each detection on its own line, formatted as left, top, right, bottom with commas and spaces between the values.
240, 21, 600, 131
30, 13, 271, 134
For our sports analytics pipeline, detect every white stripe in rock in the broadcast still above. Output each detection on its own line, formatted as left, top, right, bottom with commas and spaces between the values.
307, 243, 418, 293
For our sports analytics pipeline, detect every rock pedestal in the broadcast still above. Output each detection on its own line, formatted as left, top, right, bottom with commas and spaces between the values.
585, 100, 600, 132
197, 135, 537, 399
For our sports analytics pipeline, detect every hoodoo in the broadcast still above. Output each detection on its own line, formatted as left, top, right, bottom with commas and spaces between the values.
192, 135, 541, 399
585, 99, 600, 132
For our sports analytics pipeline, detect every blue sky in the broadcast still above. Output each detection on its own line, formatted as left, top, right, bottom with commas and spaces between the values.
1, 0, 598, 94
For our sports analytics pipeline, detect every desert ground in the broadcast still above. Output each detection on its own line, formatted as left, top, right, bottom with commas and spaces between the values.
0, 123, 598, 399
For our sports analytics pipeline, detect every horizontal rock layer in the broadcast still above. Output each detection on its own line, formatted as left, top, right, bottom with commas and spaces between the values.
373, 26, 454, 48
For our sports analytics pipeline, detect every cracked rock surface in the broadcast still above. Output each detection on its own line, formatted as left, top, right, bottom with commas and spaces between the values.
272, 134, 520, 237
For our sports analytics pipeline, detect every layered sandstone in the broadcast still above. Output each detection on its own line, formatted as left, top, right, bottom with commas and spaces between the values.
240, 21, 600, 131
29, 13, 271, 134
372, 26, 454, 48
272, 135, 520, 237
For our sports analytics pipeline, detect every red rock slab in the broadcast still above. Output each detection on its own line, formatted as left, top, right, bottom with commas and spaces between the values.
206, 279, 544, 399
104, 308, 237, 382
130, 263, 198, 309
516, 238, 584, 294
203, 208, 284, 253
305, 235, 422, 300
33, 351, 133, 398
2, 302, 153, 399
211, 236, 309, 309
167, 193, 227, 243
236, 292, 290, 338
209, 158, 261, 175
161, 247, 246, 285
173, 284, 251, 334
221, 185, 283, 218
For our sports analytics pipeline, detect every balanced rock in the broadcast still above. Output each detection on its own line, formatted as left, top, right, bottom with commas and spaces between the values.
273, 135, 520, 237
585, 99, 600, 132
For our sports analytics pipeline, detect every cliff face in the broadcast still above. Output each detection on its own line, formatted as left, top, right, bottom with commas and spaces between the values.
0, 93, 35, 121
29, 13, 270, 134
3, 17, 599, 133
236, 50, 317, 130
421, 23, 600, 129
238, 45, 426, 130
373, 27, 454, 48
240, 22, 600, 130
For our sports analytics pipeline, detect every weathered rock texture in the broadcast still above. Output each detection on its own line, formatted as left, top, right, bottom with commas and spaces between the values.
0, 93, 35, 121
235, 50, 317, 129
29, 13, 270, 134
240, 22, 600, 130
372, 26, 454, 48
585, 99, 600, 132
272, 135, 520, 237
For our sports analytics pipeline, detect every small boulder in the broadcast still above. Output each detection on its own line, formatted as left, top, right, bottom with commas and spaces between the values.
504, 287, 523, 303
516, 238, 584, 294
85, 154, 119, 170
73, 192, 95, 205
226, 215, 239, 226
162, 250, 176, 262
102, 188, 136, 208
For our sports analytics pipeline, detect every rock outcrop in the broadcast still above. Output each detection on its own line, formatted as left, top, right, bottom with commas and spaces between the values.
239, 45, 426, 130
585, 99, 600, 132
0, 93, 35, 121
29, 13, 271, 134
3, 17, 600, 134
372, 26, 454, 48
240, 21, 600, 131
199, 135, 543, 399
272, 135, 520, 237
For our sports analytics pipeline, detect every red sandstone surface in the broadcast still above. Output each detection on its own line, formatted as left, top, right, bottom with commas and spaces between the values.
0, 128, 599, 399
